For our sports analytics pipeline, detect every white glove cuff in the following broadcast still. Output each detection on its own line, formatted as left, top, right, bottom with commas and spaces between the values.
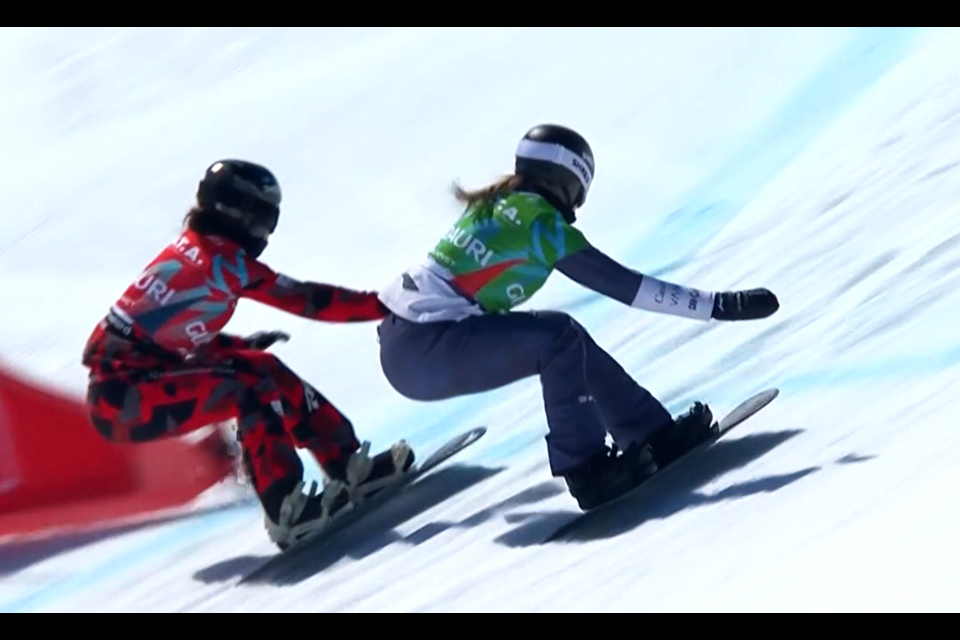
632, 276, 715, 321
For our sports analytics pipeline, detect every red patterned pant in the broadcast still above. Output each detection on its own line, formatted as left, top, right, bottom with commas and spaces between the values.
86, 351, 361, 520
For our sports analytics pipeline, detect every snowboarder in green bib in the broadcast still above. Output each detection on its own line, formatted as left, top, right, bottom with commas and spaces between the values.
377, 124, 779, 511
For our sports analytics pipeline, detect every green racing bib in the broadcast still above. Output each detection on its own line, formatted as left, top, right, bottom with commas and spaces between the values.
428, 192, 589, 313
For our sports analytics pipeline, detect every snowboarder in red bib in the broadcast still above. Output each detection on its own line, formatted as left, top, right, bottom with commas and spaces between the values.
377, 125, 780, 512
82, 160, 413, 549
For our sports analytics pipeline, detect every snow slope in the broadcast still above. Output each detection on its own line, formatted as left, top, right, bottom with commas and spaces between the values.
2, 27, 960, 612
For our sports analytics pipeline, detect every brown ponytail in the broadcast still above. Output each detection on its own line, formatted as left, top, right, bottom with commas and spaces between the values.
452, 174, 524, 208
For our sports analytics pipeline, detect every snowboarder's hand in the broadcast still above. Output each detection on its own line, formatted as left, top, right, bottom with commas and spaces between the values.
712, 289, 779, 321
245, 330, 291, 350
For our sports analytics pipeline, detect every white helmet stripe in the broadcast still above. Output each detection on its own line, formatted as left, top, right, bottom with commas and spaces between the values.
516, 139, 593, 194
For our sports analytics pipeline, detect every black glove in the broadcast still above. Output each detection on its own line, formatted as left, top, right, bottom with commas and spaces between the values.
712, 289, 779, 321
245, 330, 291, 350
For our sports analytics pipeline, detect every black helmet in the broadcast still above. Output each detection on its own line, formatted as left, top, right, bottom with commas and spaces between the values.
195, 160, 282, 257
515, 124, 595, 211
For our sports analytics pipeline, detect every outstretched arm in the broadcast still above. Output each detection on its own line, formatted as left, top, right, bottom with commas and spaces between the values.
556, 246, 715, 319
555, 244, 778, 321
242, 263, 389, 322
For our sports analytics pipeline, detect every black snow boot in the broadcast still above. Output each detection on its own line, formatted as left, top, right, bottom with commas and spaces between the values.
245, 454, 354, 552
262, 480, 353, 551
563, 443, 659, 511
646, 402, 717, 468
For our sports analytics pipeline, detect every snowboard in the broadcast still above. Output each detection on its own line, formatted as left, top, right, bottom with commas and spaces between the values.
542, 388, 780, 543
268, 427, 487, 557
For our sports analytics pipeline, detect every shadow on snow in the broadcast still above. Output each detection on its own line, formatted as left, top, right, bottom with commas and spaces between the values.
496, 429, 831, 547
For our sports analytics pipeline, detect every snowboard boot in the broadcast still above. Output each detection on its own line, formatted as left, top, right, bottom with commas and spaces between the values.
562, 443, 659, 511
323, 440, 416, 503
646, 402, 717, 468
263, 479, 352, 551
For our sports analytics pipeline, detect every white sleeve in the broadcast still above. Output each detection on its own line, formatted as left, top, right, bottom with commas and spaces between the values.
632, 275, 715, 321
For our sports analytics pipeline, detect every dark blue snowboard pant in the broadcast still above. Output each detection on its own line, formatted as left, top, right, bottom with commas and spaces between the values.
377, 311, 673, 476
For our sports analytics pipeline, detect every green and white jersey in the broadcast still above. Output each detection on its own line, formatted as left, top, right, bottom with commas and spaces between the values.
429, 192, 590, 312
379, 192, 590, 322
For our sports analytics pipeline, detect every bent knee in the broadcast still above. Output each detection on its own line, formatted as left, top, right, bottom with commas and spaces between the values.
87, 407, 121, 442
86, 383, 121, 442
